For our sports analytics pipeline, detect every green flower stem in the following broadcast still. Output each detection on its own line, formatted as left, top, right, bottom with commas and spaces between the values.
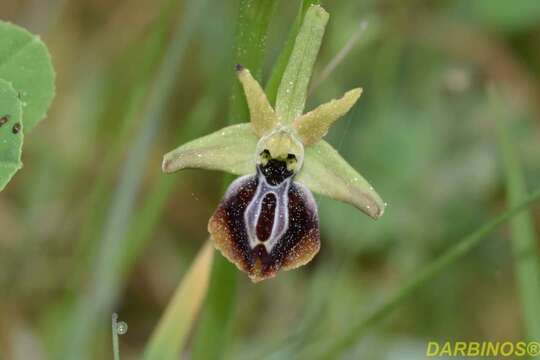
190, 254, 238, 360
314, 187, 540, 359
191, 1, 277, 359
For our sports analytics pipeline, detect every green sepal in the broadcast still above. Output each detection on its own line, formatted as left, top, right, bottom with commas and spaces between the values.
274, 5, 328, 124
162, 123, 257, 176
296, 140, 385, 219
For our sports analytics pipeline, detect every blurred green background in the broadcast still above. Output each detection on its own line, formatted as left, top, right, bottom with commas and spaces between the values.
1, 0, 540, 359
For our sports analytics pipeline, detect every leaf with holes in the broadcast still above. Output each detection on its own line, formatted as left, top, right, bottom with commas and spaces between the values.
0, 21, 55, 132
0, 79, 23, 191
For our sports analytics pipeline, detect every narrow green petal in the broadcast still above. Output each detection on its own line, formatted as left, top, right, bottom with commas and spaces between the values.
162, 123, 257, 176
274, 5, 329, 124
296, 140, 385, 219
236, 65, 278, 136
293, 88, 362, 146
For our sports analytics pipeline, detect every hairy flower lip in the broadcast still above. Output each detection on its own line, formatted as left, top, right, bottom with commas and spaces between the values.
208, 173, 320, 283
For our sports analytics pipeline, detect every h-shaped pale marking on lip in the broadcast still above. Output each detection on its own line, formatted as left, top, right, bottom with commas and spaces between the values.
244, 171, 292, 253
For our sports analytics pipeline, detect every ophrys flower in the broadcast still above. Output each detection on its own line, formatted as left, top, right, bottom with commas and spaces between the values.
162, 65, 385, 282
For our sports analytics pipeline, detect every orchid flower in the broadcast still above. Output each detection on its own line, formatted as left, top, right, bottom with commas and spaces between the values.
162, 5, 384, 282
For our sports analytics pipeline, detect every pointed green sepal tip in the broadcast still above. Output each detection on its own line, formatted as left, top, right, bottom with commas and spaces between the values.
296, 140, 385, 219
294, 88, 362, 146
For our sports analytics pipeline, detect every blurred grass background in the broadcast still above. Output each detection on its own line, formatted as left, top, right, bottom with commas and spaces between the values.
1, 0, 540, 359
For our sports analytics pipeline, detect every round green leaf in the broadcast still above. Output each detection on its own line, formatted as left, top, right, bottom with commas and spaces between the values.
0, 79, 23, 191
0, 21, 55, 132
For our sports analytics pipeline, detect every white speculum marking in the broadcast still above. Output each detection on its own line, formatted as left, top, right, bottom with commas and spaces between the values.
244, 172, 291, 253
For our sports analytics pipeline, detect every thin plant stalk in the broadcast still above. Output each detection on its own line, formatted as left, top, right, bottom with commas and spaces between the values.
60, 0, 208, 358
495, 95, 540, 345
309, 20, 368, 94
311, 187, 540, 359
112, 314, 120, 360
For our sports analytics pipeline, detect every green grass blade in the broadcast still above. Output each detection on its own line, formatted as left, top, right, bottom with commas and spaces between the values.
274, 4, 328, 123
144, 242, 215, 360
496, 109, 540, 344
191, 2, 278, 359
119, 95, 218, 275
117, 87, 220, 360
67, 0, 185, 292
265, 0, 319, 105
190, 253, 238, 360
229, 0, 278, 122
59, 0, 208, 358
311, 187, 540, 359
309, 20, 368, 93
